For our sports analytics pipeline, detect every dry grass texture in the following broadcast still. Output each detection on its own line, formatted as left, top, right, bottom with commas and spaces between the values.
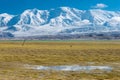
0, 41, 120, 80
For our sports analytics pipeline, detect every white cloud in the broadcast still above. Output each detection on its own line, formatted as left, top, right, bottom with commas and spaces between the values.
92, 3, 108, 9
82, 19, 91, 24
107, 17, 120, 27
111, 17, 120, 22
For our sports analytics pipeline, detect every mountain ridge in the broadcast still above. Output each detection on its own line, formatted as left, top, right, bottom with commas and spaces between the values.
0, 7, 120, 38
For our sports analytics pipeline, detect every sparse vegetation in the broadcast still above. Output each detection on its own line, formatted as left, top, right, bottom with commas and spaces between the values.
0, 41, 120, 80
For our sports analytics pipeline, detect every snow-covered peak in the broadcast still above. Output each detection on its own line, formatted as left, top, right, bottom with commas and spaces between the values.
16, 8, 49, 25
1, 7, 120, 37
0, 13, 11, 16
22, 8, 45, 15
1, 7, 120, 27
47, 7, 85, 26
0, 13, 14, 19
0, 13, 14, 27
82, 9, 120, 25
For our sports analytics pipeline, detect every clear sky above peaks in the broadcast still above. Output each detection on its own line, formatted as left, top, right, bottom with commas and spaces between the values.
0, 0, 120, 14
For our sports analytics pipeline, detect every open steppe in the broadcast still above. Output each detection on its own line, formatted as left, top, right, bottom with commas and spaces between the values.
0, 40, 120, 80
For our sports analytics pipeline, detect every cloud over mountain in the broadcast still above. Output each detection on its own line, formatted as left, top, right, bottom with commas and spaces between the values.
92, 3, 108, 9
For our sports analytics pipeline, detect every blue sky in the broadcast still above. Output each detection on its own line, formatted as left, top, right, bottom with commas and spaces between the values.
0, 0, 120, 14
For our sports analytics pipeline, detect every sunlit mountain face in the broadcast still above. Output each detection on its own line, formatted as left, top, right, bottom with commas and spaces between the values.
0, 7, 120, 39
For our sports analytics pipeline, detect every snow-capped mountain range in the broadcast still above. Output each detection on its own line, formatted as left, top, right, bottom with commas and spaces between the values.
0, 7, 120, 38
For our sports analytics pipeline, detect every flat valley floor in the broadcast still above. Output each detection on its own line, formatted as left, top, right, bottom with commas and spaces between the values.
0, 40, 120, 80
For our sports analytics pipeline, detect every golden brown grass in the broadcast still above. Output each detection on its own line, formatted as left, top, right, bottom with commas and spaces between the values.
0, 41, 120, 80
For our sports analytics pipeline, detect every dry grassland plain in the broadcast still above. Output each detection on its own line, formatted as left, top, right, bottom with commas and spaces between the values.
0, 40, 120, 80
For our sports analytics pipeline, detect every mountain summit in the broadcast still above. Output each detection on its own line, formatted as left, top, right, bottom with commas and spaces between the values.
0, 7, 120, 38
